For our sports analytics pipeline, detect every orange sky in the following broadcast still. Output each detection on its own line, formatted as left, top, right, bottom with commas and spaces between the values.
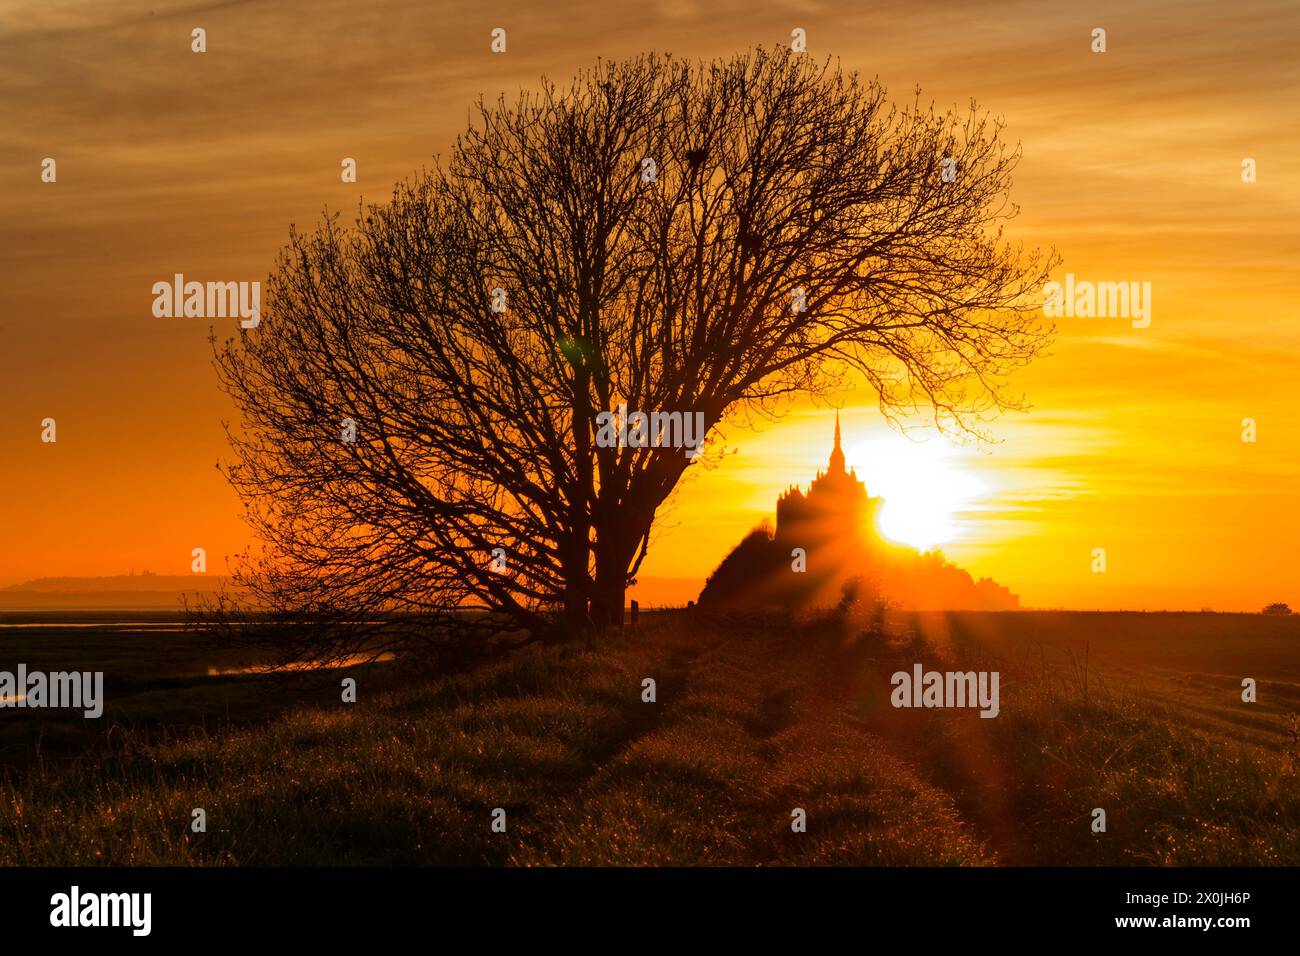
3, 0, 1299, 610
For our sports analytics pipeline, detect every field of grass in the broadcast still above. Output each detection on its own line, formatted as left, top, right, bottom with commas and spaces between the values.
1, 609, 1297, 865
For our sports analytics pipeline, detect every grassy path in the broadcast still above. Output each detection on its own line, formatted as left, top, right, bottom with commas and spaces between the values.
511, 616, 991, 865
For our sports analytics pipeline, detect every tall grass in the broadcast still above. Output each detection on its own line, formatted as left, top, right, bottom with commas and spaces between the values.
1, 611, 1295, 865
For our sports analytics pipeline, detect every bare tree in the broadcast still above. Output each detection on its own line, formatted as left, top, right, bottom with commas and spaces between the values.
209, 48, 1055, 654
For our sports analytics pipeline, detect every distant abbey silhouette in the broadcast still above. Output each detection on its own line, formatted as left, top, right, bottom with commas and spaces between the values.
774, 412, 880, 554
698, 415, 1019, 611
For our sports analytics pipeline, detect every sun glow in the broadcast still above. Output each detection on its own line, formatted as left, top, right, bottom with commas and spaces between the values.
845, 434, 987, 551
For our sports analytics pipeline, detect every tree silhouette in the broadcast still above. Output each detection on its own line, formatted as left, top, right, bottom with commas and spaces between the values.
210, 48, 1054, 655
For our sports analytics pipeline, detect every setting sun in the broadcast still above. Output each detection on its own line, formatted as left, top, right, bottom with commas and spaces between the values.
846, 435, 988, 552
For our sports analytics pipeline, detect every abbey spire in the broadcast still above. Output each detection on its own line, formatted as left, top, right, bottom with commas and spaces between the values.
828, 410, 846, 476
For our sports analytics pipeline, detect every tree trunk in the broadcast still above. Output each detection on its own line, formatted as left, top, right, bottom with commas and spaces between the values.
590, 548, 626, 628
589, 509, 635, 629
589, 581, 625, 629
562, 575, 591, 633
564, 357, 594, 634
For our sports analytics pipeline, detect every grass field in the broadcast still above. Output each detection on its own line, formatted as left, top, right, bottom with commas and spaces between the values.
1, 609, 1297, 865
